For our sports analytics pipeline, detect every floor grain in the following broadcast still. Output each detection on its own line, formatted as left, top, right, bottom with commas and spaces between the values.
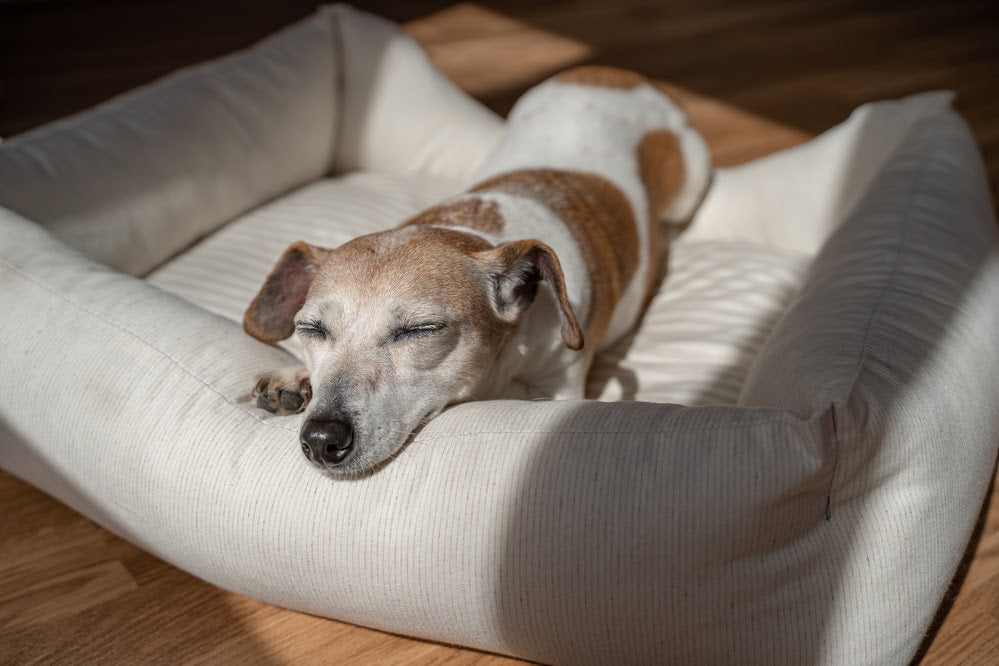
1, 1, 997, 663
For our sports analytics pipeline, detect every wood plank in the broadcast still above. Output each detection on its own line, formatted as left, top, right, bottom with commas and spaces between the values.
922, 604, 999, 664
0, 564, 519, 664
405, 4, 592, 97
921, 467, 999, 664
0, 1, 997, 664
0, 561, 137, 633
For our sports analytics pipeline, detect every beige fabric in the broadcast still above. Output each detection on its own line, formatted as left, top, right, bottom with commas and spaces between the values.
146, 172, 462, 359
588, 239, 809, 404
1, 5, 998, 665
686, 91, 956, 255
328, 6, 504, 179
0, 5, 503, 277
0, 10, 338, 276
737, 106, 999, 660
148, 176, 810, 404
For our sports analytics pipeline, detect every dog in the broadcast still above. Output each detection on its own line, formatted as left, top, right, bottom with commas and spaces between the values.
243, 66, 710, 478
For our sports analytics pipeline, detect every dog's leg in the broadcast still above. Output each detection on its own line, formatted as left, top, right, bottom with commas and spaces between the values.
547, 361, 589, 400
253, 366, 311, 415
515, 357, 589, 401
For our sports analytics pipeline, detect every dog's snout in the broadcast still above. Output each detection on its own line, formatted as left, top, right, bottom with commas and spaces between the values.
301, 418, 354, 466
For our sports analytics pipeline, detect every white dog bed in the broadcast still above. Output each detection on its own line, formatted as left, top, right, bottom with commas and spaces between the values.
2, 5, 998, 664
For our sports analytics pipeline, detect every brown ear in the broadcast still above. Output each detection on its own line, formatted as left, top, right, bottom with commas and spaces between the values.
244, 242, 331, 343
476, 239, 584, 350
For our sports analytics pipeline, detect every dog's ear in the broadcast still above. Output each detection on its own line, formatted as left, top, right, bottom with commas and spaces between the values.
244, 242, 331, 343
476, 239, 584, 350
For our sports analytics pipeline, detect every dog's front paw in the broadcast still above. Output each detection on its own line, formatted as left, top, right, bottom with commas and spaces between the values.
253, 366, 311, 414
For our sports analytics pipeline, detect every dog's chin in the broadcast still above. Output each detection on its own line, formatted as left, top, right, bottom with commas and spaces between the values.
315, 455, 386, 480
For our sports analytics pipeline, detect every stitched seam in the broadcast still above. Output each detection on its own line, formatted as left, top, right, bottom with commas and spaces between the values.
416, 413, 807, 441
843, 128, 942, 403
825, 403, 839, 521
0, 256, 298, 433
820, 124, 943, 512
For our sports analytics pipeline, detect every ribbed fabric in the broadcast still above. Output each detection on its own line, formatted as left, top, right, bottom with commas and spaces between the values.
145, 172, 461, 357
1, 7, 998, 665
0, 5, 503, 278
588, 239, 809, 404
0, 8, 339, 276
685, 91, 956, 255
738, 106, 999, 662
148, 174, 805, 398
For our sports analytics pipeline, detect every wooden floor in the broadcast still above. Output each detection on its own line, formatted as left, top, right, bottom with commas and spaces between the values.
2, 1, 998, 663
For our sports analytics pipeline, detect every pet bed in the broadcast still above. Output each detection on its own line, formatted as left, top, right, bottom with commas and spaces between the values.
2, 5, 998, 664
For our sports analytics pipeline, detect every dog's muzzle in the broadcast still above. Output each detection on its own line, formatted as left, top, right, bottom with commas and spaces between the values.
300, 417, 354, 466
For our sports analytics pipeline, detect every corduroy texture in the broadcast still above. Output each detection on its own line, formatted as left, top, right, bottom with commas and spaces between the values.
587, 239, 809, 404
684, 91, 956, 255
738, 105, 999, 662
0, 217, 838, 661
0, 4, 503, 277
146, 174, 810, 404
2, 6, 999, 665
146, 172, 464, 359
0, 9, 338, 277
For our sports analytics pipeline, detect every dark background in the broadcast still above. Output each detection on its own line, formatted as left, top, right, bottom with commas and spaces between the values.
3, 1, 997, 173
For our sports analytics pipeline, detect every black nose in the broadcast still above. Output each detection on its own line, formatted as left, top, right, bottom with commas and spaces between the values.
300, 418, 354, 466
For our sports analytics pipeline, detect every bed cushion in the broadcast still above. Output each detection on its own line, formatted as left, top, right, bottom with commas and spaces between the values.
0, 11, 340, 277
1, 5, 998, 665
146, 171, 464, 359
147, 172, 812, 405
587, 238, 809, 404
0, 4, 502, 277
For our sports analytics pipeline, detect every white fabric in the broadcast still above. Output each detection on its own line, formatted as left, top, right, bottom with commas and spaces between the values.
148, 176, 810, 405
329, 6, 504, 179
588, 239, 809, 404
2, 5, 998, 665
146, 172, 463, 359
0, 10, 339, 276
686, 91, 956, 255
0, 4, 503, 277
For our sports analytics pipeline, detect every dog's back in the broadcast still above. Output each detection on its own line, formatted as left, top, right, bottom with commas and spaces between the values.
467, 66, 710, 350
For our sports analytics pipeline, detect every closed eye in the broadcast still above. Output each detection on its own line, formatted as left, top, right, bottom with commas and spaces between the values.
295, 319, 329, 341
391, 321, 446, 342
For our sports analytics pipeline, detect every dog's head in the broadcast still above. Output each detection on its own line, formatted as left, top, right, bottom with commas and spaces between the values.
244, 225, 582, 478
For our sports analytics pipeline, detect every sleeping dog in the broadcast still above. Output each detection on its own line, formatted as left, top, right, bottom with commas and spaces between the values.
243, 66, 710, 477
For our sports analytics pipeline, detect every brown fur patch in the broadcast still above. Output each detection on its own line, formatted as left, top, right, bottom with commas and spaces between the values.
403, 197, 505, 235
638, 131, 686, 221
556, 65, 647, 90
245, 241, 331, 343
471, 169, 640, 344
475, 239, 584, 350
637, 130, 686, 290
308, 226, 494, 312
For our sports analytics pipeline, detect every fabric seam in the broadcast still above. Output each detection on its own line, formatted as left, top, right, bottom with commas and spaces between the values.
820, 121, 944, 511
842, 125, 940, 405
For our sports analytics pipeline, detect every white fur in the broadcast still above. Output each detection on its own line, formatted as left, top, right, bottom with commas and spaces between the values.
469, 77, 709, 352
250, 72, 711, 476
